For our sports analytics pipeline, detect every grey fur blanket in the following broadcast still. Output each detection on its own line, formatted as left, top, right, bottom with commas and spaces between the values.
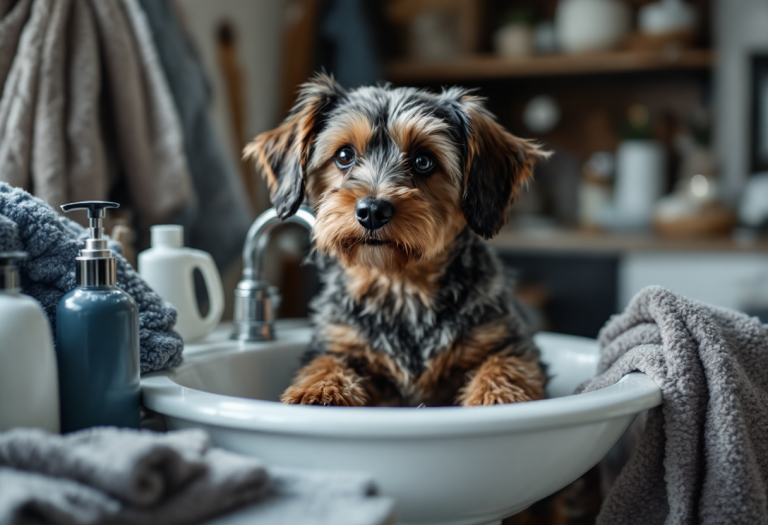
0, 182, 183, 373
578, 286, 768, 525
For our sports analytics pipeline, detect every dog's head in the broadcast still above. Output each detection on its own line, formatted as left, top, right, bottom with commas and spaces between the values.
245, 73, 549, 273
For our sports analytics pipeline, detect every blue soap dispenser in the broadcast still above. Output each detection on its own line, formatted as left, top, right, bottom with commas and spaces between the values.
56, 201, 140, 432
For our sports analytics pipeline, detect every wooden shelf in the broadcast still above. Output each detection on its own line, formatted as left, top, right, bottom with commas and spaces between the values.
488, 227, 768, 255
385, 49, 715, 83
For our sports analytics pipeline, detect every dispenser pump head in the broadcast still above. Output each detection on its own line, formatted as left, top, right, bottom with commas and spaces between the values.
61, 201, 120, 287
0, 251, 26, 292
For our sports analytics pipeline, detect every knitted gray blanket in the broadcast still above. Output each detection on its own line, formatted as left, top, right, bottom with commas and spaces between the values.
578, 286, 768, 525
0, 183, 183, 373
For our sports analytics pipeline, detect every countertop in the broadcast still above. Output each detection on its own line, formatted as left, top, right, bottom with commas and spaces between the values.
488, 227, 768, 255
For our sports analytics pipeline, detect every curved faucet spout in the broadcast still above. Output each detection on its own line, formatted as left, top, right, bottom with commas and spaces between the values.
242, 206, 316, 281
232, 206, 315, 342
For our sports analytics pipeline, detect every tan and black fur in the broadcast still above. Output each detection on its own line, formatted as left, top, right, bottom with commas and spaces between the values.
245, 73, 550, 407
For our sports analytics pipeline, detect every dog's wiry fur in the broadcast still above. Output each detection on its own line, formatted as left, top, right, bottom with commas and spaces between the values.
245, 73, 550, 407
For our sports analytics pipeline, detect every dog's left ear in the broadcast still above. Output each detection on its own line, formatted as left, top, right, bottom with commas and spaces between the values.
244, 73, 346, 219
445, 93, 551, 239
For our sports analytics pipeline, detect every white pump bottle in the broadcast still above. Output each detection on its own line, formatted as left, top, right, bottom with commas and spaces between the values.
0, 252, 60, 432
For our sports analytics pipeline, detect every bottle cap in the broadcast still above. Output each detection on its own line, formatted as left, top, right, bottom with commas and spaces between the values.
61, 201, 119, 287
0, 251, 26, 292
150, 225, 184, 248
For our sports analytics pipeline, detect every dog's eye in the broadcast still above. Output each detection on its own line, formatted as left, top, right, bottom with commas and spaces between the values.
412, 153, 435, 174
335, 147, 356, 169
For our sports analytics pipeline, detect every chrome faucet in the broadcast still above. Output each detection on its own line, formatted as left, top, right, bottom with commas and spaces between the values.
231, 206, 316, 342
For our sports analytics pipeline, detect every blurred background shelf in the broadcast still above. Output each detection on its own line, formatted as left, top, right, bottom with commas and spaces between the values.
489, 227, 768, 254
385, 48, 715, 82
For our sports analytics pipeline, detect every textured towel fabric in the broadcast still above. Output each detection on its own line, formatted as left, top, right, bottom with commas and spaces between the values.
577, 286, 768, 525
0, 182, 183, 373
0, 428, 270, 525
207, 467, 396, 525
0, 0, 193, 226
136, 0, 252, 271
0, 428, 210, 507
0, 467, 121, 525
0, 428, 395, 525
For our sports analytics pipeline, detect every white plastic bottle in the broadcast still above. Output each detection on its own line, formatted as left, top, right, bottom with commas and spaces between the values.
0, 252, 60, 432
139, 225, 224, 343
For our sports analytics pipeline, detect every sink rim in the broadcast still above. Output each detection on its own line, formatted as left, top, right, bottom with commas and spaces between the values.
141, 327, 662, 438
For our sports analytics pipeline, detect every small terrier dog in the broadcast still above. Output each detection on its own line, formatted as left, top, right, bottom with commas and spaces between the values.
245, 74, 550, 407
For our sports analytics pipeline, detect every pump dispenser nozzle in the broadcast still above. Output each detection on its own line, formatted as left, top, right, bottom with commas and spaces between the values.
61, 201, 120, 287
0, 252, 26, 292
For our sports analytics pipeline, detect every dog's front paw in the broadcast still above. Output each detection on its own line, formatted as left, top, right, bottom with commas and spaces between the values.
281, 354, 370, 406
459, 387, 534, 406
281, 379, 368, 406
457, 353, 545, 406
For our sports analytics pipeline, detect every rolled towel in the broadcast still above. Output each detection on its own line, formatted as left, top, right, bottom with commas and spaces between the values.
115, 448, 270, 525
0, 428, 211, 507
0, 429, 270, 525
193, 467, 396, 525
0, 467, 119, 525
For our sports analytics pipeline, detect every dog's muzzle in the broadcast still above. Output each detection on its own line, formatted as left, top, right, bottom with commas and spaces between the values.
355, 197, 394, 231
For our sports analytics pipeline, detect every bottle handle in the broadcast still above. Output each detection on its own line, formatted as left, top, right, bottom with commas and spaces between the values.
193, 254, 224, 335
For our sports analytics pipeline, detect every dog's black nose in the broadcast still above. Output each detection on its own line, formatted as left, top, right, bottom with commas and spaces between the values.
355, 198, 394, 231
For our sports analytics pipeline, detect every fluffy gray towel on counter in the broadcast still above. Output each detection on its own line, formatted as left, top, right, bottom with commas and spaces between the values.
0, 428, 395, 525
136, 0, 253, 271
0, 0, 193, 226
207, 468, 395, 525
0, 182, 183, 373
0, 428, 269, 525
577, 286, 768, 525
0, 427, 210, 506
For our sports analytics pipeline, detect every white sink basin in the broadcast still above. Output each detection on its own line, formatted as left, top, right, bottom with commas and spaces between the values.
142, 321, 660, 525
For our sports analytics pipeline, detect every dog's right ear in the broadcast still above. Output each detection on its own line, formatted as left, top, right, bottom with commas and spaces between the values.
438, 89, 550, 240
244, 73, 345, 219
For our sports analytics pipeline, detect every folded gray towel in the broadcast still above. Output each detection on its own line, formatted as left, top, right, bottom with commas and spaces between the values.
0, 428, 395, 525
0, 182, 183, 373
577, 286, 768, 525
0, 467, 120, 525
0, 428, 269, 525
0, 428, 210, 506
207, 467, 396, 525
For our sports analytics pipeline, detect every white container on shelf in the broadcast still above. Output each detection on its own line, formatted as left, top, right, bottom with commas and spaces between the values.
555, 0, 630, 54
639, 0, 698, 35
614, 140, 667, 228
139, 225, 224, 343
494, 24, 535, 57
0, 252, 60, 433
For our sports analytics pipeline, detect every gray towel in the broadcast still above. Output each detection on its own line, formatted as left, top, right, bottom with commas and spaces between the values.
0, 428, 210, 506
0, 467, 121, 525
0, 0, 193, 226
208, 467, 396, 525
577, 286, 768, 525
0, 428, 269, 525
0, 182, 183, 373
135, 0, 252, 271
0, 428, 395, 525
